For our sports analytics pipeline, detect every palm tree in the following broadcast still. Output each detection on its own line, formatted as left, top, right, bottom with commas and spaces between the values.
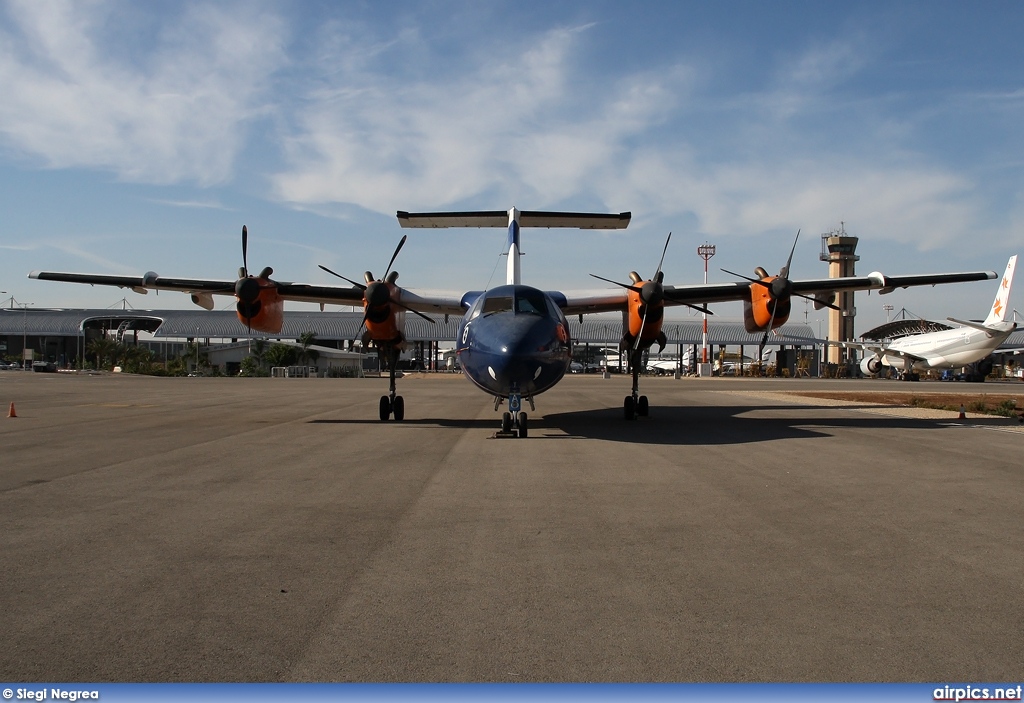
87, 336, 119, 370
249, 339, 268, 373
266, 343, 299, 370
297, 332, 320, 368
121, 344, 154, 374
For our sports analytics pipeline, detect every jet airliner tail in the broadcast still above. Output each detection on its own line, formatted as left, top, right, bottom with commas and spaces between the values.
982, 255, 1017, 327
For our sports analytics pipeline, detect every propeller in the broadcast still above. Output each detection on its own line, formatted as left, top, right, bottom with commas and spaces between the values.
590, 232, 712, 361
232, 225, 273, 332
720, 229, 840, 358
317, 235, 436, 340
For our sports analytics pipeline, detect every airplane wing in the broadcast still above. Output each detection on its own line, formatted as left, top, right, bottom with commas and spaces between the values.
654, 270, 997, 308
531, 265, 998, 323
28, 270, 471, 315
781, 333, 935, 363
30, 270, 366, 303
556, 290, 630, 316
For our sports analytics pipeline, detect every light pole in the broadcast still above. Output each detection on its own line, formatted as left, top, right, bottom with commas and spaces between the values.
697, 243, 716, 365
883, 304, 894, 323
20, 302, 33, 370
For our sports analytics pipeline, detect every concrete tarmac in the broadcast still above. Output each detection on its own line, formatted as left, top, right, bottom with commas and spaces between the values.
1, 372, 1022, 682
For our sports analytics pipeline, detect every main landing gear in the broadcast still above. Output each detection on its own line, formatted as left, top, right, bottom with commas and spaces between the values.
624, 349, 650, 421
378, 347, 405, 421
379, 391, 405, 421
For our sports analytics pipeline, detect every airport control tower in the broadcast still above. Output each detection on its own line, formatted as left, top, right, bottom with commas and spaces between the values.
820, 224, 858, 364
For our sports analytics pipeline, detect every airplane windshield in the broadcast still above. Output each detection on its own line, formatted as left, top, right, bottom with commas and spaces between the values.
515, 289, 546, 315
479, 289, 550, 316
482, 296, 513, 315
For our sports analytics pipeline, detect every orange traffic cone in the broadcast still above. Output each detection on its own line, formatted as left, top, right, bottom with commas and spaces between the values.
7, 402, 16, 418
958, 404, 966, 419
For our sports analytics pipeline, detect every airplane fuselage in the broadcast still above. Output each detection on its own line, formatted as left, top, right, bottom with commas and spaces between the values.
881, 323, 1015, 371
456, 284, 572, 399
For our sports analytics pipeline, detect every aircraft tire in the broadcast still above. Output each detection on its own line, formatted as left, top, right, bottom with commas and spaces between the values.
501, 411, 512, 433
393, 395, 405, 421
623, 395, 635, 421
379, 395, 391, 421
518, 412, 528, 438
638, 395, 649, 416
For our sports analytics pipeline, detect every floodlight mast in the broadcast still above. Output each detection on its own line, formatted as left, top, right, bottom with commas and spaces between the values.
697, 243, 716, 365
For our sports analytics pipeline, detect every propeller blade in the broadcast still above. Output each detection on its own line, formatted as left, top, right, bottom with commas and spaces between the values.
721, 268, 769, 286
759, 298, 781, 360
793, 291, 841, 311
393, 300, 436, 324
241, 225, 248, 278
654, 232, 671, 279
634, 306, 648, 355
318, 264, 367, 290
383, 235, 408, 280
780, 229, 800, 278
355, 310, 370, 345
588, 273, 644, 294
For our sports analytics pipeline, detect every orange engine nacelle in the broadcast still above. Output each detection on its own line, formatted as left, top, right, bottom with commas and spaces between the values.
743, 275, 791, 333
363, 281, 405, 348
622, 272, 666, 352
236, 280, 284, 334
626, 289, 664, 343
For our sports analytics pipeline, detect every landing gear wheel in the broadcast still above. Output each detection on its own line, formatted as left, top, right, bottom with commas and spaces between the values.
379, 395, 391, 421
501, 411, 513, 433
392, 395, 405, 422
637, 395, 649, 417
623, 395, 636, 421
518, 412, 528, 439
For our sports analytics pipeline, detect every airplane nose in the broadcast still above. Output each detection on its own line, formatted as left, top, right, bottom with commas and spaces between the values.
468, 314, 568, 390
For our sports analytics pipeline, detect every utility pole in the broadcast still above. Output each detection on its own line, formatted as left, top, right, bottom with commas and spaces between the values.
20, 302, 33, 369
697, 243, 716, 365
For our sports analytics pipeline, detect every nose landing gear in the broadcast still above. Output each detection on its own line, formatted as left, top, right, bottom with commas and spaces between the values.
495, 389, 531, 438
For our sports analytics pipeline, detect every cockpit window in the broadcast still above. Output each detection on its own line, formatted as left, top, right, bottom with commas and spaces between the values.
515, 289, 546, 315
482, 295, 513, 315
478, 287, 551, 316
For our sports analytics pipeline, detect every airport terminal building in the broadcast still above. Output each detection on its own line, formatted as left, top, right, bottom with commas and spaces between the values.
3, 306, 1021, 377
1, 307, 833, 375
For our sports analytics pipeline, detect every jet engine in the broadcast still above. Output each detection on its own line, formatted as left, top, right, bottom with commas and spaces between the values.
860, 356, 882, 376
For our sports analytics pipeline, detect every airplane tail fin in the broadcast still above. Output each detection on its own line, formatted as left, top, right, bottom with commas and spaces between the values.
983, 255, 1017, 327
397, 208, 630, 286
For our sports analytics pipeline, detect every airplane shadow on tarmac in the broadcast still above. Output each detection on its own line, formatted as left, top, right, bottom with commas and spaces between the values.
310, 401, 978, 445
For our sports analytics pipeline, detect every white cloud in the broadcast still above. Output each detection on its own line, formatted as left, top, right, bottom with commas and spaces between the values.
272, 25, 693, 213
0, 0, 287, 185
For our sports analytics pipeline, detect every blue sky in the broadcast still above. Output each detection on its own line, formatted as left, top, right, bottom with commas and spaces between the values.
1, 0, 1021, 332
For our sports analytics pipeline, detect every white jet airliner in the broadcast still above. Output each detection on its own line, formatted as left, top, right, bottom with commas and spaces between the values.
845, 255, 1018, 381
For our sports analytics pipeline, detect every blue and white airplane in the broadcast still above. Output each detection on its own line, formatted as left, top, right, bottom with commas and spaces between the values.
30, 207, 997, 436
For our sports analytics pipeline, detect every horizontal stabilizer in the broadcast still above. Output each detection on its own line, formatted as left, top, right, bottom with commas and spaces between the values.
397, 210, 631, 229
